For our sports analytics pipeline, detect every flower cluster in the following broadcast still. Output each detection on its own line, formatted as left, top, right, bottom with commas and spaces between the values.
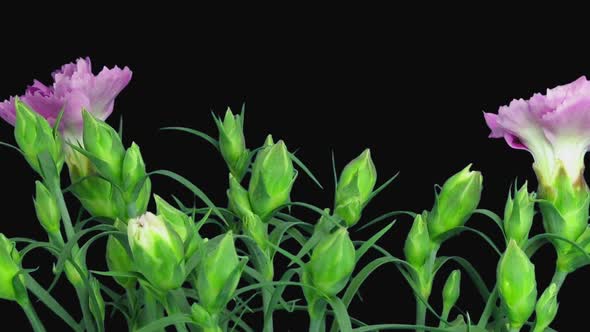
0, 59, 587, 332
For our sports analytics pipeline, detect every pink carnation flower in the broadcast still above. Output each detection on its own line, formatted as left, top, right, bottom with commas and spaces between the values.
484, 76, 590, 184
0, 57, 132, 140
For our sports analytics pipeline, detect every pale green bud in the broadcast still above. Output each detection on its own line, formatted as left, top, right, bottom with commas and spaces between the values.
191, 303, 215, 328
248, 136, 295, 221
122, 143, 151, 217
308, 228, 356, 297
89, 277, 105, 323
243, 213, 269, 253
196, 232, 242, 314
442, 270, 461, 314
227, 173, 253, 219
497, 240, 537, 329
504, 182, 536, 247
0, 234, 24, 301
128, 212, 186, 291
534, 283, 558, 332
334, 149, 377, 227
34, 181, 61, 234
428, 165, 483, 242
539, 163, 590, 264
14, 99, 64, 174
404, 214, 432, 268
216, 108, 249, 180
82, 110, 125, 182
155, 194, 202, 258
106, 221, 136, 289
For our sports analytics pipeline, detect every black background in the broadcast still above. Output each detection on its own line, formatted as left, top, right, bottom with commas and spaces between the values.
0, 16, 589, 331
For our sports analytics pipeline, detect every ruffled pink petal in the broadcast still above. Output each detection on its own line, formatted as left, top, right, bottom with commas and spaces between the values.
87, 66, 132, 120
0, 97, 16, 126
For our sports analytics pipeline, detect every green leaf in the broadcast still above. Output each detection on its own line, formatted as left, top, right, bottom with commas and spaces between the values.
160, 127, 219, 150
269, 220, 307, 260
135, 313, 194, 332
0, 140, 23, 155
434, 256, 490, 301
357, 210, 416, 232
450, 226, 502, 256
326, 296, 353, 332
365, 171, 400, 204
150, 169, 228, 225
355, 221, 396, 263
473, 209, 505, 238
25, 275, 82, 332
289, 152, 323, 189
352, 324, 452, 331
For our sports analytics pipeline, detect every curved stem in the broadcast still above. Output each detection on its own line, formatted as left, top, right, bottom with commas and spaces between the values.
415, 296, 426, 332
551, 270, 568, 291
19, 301, 46, 332
163, 295, 188, 332
477, 286, 498, 328
75, 287, 97, 332
309, 312, 325, 332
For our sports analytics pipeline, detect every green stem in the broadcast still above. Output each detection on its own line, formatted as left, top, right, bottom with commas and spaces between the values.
308, 300, 327, 332
415, 295, 426, 332
508, 327, 520, 332
51, 179, 76, 240
438, 307, 450, 328
19, 301, 46, 332
477, 286, 498, 328
143, 289, 159, 326
163, 295, 188, 332
551, 270, 568, 291
262, 279, 274, 332
75, 286, 96, 332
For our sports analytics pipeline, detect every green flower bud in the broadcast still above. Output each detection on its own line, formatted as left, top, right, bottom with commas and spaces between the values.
216, 108, 249, 180
128, 212, 186, 291
243, 213, 269, 253
404, 214, 432, 268
14, 99, 64, 174
227, 173, 253, 219
89, 277, 105, 323
442, 270, 461, 315
191, 303, 215, 328
106, 221, 136, 289
504, 182, 536, 247
497, 240, 537, 329
248, 136, 295, 221
82, 110, 125, 182
34, 181, 61, 234
155, 194, 191, 241
534, 283, 558, 332
0, 234, 24, 301
334, 149, 377, 227
62, 254, 87, 289
539, 164, 590, 266
308, 228, 356, 297
428, 165, 483, 242
122, 143, 151, 217
155, 194, 202, 258
196, 232, 242, 313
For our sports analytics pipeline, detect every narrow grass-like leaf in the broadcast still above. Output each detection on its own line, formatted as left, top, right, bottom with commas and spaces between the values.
355, 221, 396, 263
160, 127, 219, 149
290, 152, 323, 189
365, 171, 400, 204
150, 169, 228, 225
435, 256, 490, 301
357, 210, 416, 232
25, 275, 82, 332
473, 209, 506, 240
326, 296, 353, 332
0, 141, 23, 155
135, 314, 194, 332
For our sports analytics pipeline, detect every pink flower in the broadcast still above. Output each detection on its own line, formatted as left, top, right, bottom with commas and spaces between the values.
0, 57, 132, 140
484, 76, 590, 184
